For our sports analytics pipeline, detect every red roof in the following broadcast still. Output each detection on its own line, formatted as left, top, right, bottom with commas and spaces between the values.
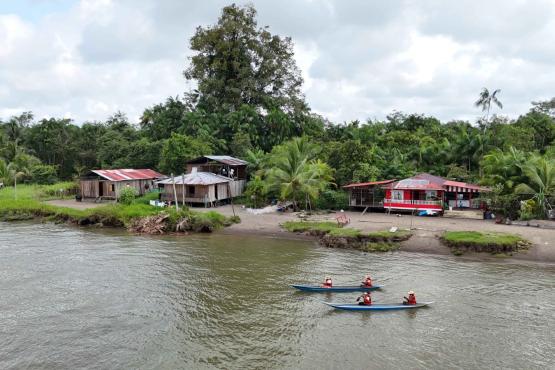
90, 169, 165, 182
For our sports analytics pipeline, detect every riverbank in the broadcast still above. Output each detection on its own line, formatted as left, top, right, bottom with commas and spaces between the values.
0, 185, 238, 233
196, 205, 555, 263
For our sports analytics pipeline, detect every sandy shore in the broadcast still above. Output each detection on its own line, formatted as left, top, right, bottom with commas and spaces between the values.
197, 205, 555, 263
41, 200, 555, 263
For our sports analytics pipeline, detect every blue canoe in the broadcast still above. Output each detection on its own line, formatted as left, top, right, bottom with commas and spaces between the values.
291, 284, 382, 293
324, 301, 433, 311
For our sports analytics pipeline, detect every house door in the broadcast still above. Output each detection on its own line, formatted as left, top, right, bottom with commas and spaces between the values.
98, 182, 104, 197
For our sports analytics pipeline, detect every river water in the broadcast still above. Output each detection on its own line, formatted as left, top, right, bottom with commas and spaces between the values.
0, 223, 554, 369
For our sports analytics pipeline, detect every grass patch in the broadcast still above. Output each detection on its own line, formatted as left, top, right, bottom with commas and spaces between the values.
442, 231, 529, 254
282, 221, 339, 234
327, 227, 362, 237
134, 191, 161, 205
443, 231, 525, 247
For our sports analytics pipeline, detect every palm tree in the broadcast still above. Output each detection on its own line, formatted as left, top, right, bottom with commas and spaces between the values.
0, 159, 26, 199
515, 157, 555, 218
481, 147, 528, 192
475, 88, 503, 123
265, 137, 334, 210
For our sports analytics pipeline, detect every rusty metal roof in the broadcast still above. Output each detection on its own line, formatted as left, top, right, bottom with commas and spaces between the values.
157, 172, 231, 186
342, 179, 396, 188
90, 169, 165, 182
187, 155, 248, 166
383, 173, 485, 191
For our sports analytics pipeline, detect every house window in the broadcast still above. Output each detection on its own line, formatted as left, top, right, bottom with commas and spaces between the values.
188, 186, 195, 196
392, 190, 403, 200
110, 184, 115, 192
426, 190, 438, 200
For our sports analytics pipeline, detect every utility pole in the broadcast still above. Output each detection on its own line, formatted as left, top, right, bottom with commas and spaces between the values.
171, 173, 179, 211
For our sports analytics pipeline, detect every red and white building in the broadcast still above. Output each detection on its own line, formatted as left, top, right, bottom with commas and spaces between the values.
344, 173, 488, 214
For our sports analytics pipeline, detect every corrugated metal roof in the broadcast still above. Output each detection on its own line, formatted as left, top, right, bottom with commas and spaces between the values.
342, 179, 396, 188
444, 180, 489, 192
390, 178, 444, 191
383, 173, 485, 191
157, 172, 231, 186
188, 155, 248, 166
90, 169, 165, 182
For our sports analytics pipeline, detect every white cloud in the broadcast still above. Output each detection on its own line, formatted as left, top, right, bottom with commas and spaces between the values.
1, 0, 555, 124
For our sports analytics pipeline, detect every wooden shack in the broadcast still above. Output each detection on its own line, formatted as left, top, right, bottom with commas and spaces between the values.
157, 171, 235, 207
186, 155, 248, 197
343, 180, 396, 213
80, 169, 165, 201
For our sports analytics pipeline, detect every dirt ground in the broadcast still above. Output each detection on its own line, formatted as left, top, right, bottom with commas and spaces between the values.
197, 205, 555, 263
44, 199, 111, 210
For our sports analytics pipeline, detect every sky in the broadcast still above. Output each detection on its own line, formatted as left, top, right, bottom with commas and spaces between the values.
1, 0, 554, 124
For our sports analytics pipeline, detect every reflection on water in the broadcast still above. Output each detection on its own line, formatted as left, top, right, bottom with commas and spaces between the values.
0, 222, 554, 369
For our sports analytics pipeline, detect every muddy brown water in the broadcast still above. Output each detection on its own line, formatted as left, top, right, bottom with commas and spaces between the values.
1, 222, 553, 369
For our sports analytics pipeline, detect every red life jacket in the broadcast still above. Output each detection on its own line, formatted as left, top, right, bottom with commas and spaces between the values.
363, 294, 371, 305
324, 279, 332, 287
408, 295, 417, 305
364, 278, 372, 287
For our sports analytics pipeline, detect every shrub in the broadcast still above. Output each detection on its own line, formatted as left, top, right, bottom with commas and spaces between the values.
313, 189, 349, 210
119, 186, 138, 205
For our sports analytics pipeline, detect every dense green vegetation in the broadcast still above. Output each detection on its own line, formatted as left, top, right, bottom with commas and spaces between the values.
1, 4, 554, 218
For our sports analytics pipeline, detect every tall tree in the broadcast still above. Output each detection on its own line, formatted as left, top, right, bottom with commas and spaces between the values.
184, 4, 307, 115
475, 88, 503, 123
158, 133, 212, 175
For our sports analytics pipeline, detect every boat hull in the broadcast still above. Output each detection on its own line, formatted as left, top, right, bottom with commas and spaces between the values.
291, 284, 382, 292
325, 302, 433, 311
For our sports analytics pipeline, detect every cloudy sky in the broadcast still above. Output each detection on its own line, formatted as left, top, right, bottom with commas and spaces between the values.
1, 0, 554, 124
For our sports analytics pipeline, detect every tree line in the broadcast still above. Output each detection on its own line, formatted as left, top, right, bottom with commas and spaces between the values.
1, 4, 554, 218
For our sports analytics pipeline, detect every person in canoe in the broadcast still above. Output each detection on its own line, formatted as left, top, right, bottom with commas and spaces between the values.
361, 275, 373, 287
321, 276, 333, 288
356, 292, 372, 305
403, 291, 417, 305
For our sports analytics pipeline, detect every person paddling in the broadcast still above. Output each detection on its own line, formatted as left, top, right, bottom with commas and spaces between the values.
403, 291, 417, 305
321, 276, 333, 288
361, 275, 373, 287
356, 292, 372, 305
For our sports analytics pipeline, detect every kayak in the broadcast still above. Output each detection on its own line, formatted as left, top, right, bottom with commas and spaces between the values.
291, 284, 382, 292
324, 302, 433, 311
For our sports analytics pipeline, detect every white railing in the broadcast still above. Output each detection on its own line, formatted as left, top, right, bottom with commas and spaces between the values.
384, 199, 442, 206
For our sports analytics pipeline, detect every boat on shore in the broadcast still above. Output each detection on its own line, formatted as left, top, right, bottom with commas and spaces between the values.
291, 284, 382, 292
324, 301, 433, 311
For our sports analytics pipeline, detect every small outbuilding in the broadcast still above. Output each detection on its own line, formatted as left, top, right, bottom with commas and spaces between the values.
80, 169, 165, 201
187, 155, 248, 197
343, 180, 396, 212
